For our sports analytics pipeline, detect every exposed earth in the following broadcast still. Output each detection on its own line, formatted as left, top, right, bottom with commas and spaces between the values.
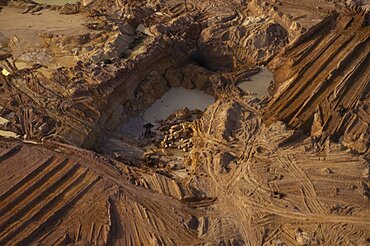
0, 0, 369, 245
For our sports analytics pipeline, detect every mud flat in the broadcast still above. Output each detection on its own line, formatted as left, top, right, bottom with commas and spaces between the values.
237, 67, 273, 96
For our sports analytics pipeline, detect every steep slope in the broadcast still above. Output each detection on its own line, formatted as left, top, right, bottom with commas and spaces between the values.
264, 6, 370, 154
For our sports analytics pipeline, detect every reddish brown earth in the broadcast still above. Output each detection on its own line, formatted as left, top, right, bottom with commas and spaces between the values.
0, 0, 369, 245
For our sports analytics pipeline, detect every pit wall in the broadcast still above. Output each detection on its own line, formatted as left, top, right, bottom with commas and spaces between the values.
80, 49, 215, 151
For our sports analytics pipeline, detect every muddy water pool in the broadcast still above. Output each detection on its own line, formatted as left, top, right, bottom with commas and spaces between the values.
120, 87, 215, 137
237, 67, 274, 96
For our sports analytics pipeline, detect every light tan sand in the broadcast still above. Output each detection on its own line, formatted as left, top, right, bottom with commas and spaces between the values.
0, 117, 18, 138
0, 6, 88, 73
0, 130, 18, 138
0, 6, 88, 51
0, 117, 9, 125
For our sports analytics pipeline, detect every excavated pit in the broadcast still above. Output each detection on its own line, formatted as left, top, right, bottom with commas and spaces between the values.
120, 87, 215, 138
90, 63, 272, 164
95, 79, 217, 163
0, 1, 369, 245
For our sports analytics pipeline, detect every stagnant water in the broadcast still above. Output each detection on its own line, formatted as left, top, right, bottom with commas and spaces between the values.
34, 0, 78, 5
143, 87, 214, 122
120, 68, 273, 139
237, 67, 274, 96
120, 87, 215, 137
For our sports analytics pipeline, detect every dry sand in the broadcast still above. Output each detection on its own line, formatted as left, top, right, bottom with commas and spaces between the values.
0, 6, 88, 48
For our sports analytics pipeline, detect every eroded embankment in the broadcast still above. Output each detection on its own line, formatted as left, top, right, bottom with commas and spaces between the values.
264, 6, 370, 154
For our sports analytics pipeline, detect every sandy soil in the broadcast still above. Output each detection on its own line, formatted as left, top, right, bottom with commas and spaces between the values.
0, 6, 88, 73
0, 6, 88, 48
